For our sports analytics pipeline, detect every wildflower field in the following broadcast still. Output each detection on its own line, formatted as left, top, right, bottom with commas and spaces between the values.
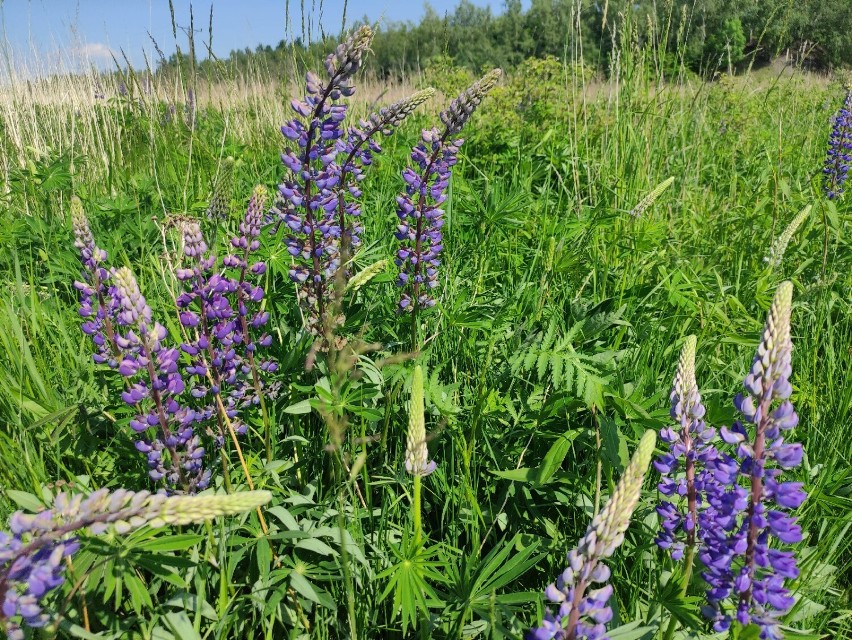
1, 17, 851, 640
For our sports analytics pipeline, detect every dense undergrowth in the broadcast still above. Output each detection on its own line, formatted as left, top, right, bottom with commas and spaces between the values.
0, 25, 850, 640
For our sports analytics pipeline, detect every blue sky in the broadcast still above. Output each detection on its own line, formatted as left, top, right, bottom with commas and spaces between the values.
0, 0, 514, 70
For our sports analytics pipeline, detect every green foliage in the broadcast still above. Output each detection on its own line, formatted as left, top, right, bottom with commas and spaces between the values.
1, 18, 852, 640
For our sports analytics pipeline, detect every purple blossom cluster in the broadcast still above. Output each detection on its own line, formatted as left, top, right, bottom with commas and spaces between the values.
395, 127, 457, 312
655, 335, 717, 560
110, 266, 209, 492
177, 188, 278, 447
273, 26, 436, 338
0, 522, 75, 640
71, 197, 117, 368
70, 193, 275, 493
823, 90, 852, 200
275, 26, 374, 335
395, 70, 501, 313
336, 89, 436, 255
697, 282, 804, 639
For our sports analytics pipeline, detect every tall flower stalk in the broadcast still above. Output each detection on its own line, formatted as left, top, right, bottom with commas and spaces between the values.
822, 90, 852, 200
700, 282, 805, 639
111, 267, 209, 493
395, 69, 501, 349
655, 336, 716, 640
71, 194, 274, 499
225, 186, 278, 460
275, 26, 432, 340
0, 489, 270, 639
528, 430, 656, 640
276, 26, 373, 336
71, 197, 118, 368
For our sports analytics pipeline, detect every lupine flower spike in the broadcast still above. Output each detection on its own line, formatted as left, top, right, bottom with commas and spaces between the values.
700, 282, 805, 639
395, 69, 501, 316
405, 365, 435, 546
111, 267, 209, 492
71, 197, 117, 367
655, 335, 716, 560
765, 205, 811, 270
629, 176, 674, 217
275, 26, 374, 335
0, 489, 270, 639
823, 90, 852, 200
405, 365, 436, 478
529, 430, 657, 640
335, 89, 435, 258
275, 28, 432, 337
207, 156, 235, 220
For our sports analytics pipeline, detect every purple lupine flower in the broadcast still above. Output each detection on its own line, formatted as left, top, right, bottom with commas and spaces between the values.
274, 26, 374, 335
395, 70, 501, 313
175, 221, 242, 443
110, 267, 209, 492
335, 89, 435, 255
700, 282, 805, 638
71, 197, 119, 368
529, 431, 656, 640
0, 489, 270, 639
225, 186, 278, 399
823, 90, 852, 200
655, 335, 717, 560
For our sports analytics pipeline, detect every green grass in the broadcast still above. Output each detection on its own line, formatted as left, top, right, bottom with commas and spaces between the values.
0, 43, 850, 640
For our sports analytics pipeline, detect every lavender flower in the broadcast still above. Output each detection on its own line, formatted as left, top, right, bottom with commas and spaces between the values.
275, 26, 374, 335
111, 267, 209, 492
227, 187, 278, 385
179, 190, 276, 454
0, 489, 270, 639
395, 70, 501, 313
176, 221, 241, 442
335, 89, 435, 252
71, 197, 117, 367
823, 90, 852, 200
700, 282, 805, 639
655, 336, 716, 560
529, 430, 656, 640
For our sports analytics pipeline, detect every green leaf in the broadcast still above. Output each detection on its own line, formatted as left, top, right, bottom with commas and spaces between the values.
283, 399, 312, 414
536, 429, 579, 484
295, 537, 338, 557
5, 490, 44, 512
256, 537, 272, 576
136, 535, 204, 553
490, 467, 538, 482
600, 415, 629, 472
607, 620, 657, 640
290, 571, 335, 608
163, 611, 201, 640
125, 573, 154, 614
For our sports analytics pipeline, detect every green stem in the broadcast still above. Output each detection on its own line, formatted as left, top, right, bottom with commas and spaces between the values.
413, 474, 423, 546
662, 543, 695, 640
335, 460, 358, 640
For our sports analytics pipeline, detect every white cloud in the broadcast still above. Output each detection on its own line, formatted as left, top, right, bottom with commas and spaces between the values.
76, 42, 116, 61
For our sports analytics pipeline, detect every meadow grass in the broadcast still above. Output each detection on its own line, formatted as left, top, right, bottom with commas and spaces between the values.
0, 30, 850, 639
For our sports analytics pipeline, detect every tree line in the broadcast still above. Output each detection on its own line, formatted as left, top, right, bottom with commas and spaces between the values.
157, 0, 852, 82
